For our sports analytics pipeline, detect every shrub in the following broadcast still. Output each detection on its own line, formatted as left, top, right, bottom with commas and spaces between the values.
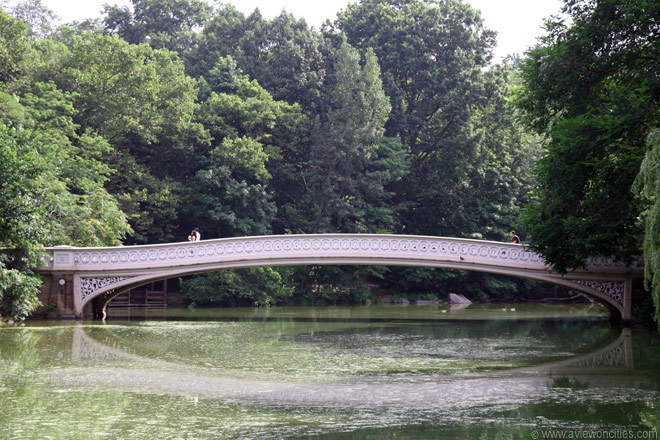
0, 264, 42, 321
181, 267, 294, 307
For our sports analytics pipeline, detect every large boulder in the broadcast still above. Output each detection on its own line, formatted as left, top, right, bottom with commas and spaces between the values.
448, 293, 472, 304
393, 297, 409, 306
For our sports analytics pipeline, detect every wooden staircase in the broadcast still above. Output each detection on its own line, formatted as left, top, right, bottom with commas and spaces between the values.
107, 281, 167, 309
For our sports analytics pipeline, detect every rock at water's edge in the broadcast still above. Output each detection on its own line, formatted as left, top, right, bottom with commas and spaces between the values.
448, 293, 472, 304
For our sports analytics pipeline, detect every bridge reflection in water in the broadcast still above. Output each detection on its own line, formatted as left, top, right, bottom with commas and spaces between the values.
53, 323, 641, 408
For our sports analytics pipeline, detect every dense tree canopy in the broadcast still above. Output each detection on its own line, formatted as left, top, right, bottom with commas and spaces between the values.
334, 0, 524, 238
192, 6, 327, 112
514, 0, 660, 321
0, 0, 573, 318
103, 0, 212, 55
515, 0, 660, 272
332, 0, 538, 296
0, 8, 29, 82
304, 41, 392, 233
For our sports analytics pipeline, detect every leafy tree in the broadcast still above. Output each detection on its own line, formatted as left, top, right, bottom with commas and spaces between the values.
27, 32, 203, 243
103, 0, 212, 56
112, 156, 182, 244
304, 40, 395, 233
514, 0, 660, 273
181, 267, 294, 307
188, 164, 276, 238
0, 9, 29, 83
185, 56, 305, 239
198, 56, 304, 159
17, 81, 113, 191
413, 63, 535, 240
38, 33, 199, 146
9, 0, 58, 40
634, 130, 660, 322
50, 19, 106, 48
186, 3, 246, 78
2, 79, 132, 247
0, 125, 50, 269
0, 124, 50, 320
0, 263, 42, 321
193, 7, 326, 112
334, 0, 498, 236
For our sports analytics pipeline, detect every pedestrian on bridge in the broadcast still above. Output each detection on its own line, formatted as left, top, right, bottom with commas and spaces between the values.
510, 230, 520, 244
188, 228, 201, 241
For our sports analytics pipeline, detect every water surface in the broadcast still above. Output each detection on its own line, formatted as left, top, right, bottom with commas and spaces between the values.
1, 304, 658, 439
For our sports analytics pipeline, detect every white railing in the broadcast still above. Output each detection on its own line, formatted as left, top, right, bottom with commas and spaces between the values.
41, 234, 639, 274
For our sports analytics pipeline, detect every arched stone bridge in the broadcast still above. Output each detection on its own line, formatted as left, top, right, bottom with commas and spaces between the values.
36, 234, 643, 320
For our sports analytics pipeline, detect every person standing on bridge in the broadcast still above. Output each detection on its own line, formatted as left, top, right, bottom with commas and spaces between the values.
188, 228, 201, 241
510, 230, 520, 244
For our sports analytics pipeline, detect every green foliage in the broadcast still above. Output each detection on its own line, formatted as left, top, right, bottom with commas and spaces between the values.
0, 124, 50, 268
56, 187, 132, 246
188, 165, 276, 238
1, 78, 132, 247
193, 7, 325, 112
103, 0, 212, 56
515, 0, 660, 272
184, 55, 305, 240
49, 33, 198, 145
0, 10, 29, 83
634, 130, 660, 323
305, 40, 394, 233
212, 137, 270, 182
17, 81, 114, 192
113, 161, 181, 244
198, 56, 305, 153
335, 0, 495, 156
9, 0, 59, 40
0, 125, 49, 319
0, 264, 42, 320
181, 267, 294, 307
29, 32, 202, 244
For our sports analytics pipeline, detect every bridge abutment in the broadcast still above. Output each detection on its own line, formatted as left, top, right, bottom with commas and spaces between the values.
37, 273, 78, 319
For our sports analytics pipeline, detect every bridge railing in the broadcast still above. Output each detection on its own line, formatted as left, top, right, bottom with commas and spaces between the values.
38, 234, 642, 275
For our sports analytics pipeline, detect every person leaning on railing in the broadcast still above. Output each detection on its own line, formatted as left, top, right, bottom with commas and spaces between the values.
188, 228, 201, 241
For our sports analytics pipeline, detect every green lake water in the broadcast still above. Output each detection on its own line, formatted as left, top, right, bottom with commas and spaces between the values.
1, 304, 659, 439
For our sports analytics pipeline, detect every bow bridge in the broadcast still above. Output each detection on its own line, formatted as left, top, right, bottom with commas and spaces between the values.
36, 234, 643, 320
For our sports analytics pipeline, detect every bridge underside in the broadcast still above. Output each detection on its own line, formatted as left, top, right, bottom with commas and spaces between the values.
40, 258, 630, 322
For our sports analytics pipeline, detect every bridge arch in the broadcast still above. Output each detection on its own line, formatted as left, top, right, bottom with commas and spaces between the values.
84, 257, 626, 320
38, 234, 640, 320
